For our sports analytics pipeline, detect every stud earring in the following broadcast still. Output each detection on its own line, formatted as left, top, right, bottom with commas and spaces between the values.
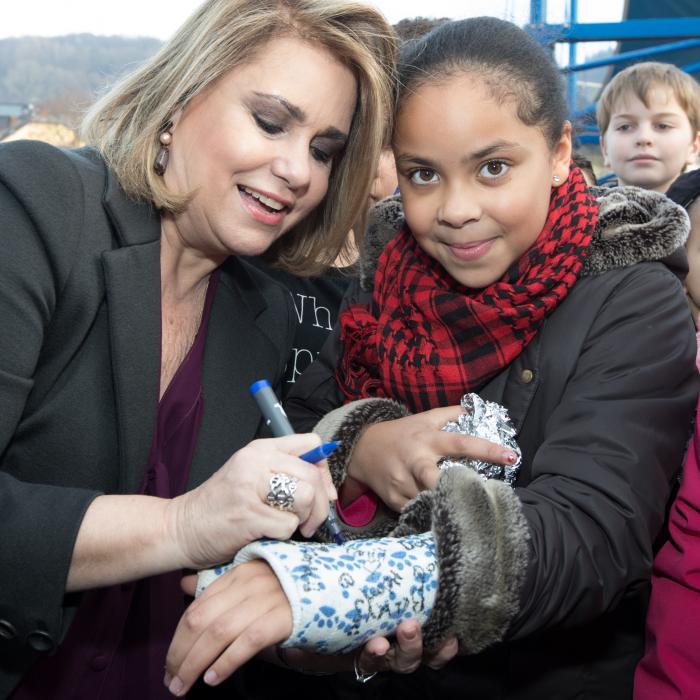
154, 121, 173, 176
553, 175, 561, 185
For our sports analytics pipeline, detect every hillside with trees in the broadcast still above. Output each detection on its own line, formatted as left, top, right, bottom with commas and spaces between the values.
0, 34, 161, 124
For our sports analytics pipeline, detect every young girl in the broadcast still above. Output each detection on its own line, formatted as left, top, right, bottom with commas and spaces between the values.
165, 17, 698, 699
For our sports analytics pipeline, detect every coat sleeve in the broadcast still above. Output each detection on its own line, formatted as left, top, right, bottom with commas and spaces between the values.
510, 263, 698, 639
633, 396, 700, 700
295, 263, 697, 655
0, 143, 101, 671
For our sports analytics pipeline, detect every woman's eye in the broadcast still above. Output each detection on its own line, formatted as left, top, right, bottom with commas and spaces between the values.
311, 147, 332, 165
409, 168, 438, 185
254, 114, 283, 135
479, 160, 509, 179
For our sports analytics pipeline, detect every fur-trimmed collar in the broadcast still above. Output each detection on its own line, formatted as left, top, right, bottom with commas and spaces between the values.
358, 186, 690, 291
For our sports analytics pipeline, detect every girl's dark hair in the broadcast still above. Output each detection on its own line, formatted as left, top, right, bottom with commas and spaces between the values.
397, 16, 567, 148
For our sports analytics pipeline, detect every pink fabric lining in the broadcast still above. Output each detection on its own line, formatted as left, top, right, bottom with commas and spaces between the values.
335, 489, 379, 527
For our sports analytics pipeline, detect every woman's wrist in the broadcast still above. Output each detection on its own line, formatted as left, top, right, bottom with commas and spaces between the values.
67, 494, 186, 592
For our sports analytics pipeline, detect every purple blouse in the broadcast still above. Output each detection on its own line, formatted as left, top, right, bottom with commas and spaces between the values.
13, 270, 221, 700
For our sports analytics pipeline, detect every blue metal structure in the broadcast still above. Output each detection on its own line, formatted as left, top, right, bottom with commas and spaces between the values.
525, 0, 700, 151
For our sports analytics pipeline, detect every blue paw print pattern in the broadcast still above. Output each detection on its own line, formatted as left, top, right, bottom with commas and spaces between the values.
235, 532, 438, 654
195, 562, 236, 597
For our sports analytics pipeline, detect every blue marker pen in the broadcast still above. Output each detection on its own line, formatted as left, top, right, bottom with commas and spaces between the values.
299, 441, 340, 465
249, 380, 346, 544
249, 379, 294, 436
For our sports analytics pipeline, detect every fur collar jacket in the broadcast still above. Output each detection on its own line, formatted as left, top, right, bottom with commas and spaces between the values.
309, 184, 694, 663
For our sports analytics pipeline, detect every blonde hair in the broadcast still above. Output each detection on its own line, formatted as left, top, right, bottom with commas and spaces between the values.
596, 61, 700, 136
82, 0, 397, 275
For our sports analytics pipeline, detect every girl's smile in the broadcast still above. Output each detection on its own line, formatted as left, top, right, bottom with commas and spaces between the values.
444, 237, 498, 262
394, 73, 571, 289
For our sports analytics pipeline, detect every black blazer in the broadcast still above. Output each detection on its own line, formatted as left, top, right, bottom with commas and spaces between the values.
0, 140, 294, 696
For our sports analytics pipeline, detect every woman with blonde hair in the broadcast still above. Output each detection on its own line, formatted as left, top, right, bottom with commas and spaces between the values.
0, 1, 401, 697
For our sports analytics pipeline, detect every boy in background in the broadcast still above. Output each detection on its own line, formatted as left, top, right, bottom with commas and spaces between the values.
597, 62, 700, 193
598, 62, 700, 324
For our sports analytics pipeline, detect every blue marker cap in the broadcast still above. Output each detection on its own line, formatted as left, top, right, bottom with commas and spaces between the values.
249, 379, 271, 395
298, 441, 340, 464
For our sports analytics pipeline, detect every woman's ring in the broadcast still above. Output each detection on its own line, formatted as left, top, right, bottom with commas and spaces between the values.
266, 473, 298, 511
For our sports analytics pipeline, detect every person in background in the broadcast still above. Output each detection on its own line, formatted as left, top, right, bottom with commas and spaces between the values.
165, 17, 698, 700
572, 152, 598, 186
392, 16, 450, 43
667, 169, 700, 325
0, 1, 402, 698
596, 61, 700, 194
634, 337, 700, 699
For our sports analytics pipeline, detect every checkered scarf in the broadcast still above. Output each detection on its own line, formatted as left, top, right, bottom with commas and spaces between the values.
336, 167, 598, 412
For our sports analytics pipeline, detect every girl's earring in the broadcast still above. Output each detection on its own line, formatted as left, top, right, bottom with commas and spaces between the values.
552, 175, 561, 186
154, 121, 173, 176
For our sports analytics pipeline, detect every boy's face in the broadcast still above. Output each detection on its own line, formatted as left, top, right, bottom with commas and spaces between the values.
601, 85, 700, 193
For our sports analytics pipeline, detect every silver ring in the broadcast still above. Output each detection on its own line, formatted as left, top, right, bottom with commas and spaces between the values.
266, 473, 298, 511
353, 651, 378, 683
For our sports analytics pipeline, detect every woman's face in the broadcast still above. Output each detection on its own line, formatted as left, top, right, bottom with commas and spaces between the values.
394, 73, 571, 289
164, 37, 357, 258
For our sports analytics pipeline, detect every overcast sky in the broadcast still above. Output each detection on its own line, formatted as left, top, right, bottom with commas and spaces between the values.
1, 0, 625, 41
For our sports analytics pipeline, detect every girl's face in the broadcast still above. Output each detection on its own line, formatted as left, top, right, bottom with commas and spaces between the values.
164, 37, 356, 258
394, 73, 571, 289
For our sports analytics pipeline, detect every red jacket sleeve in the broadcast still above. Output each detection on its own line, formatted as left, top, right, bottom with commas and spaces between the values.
634, 395, 700, 699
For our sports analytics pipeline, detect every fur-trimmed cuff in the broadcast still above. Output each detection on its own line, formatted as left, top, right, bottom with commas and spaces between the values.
397, 468, 530, 653
312, 398, 410, 542
313, 398, 410, 489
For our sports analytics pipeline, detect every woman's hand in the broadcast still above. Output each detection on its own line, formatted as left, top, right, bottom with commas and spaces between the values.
348, 406, 517, 511
167, 434, 337, 570
164, 566, 459, 696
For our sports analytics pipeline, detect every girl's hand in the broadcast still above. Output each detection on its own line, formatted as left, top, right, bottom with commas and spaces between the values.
164, 566, 459, 696
165, 562, 292, 696
271, 621, 458, 675
357, 621, 459, 674
167, 434, 337, 570
348, 406, 517, 511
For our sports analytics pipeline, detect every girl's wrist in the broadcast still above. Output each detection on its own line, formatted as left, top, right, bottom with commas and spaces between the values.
338, 474, 369, 507
232, 533, 438, 654
345, 424, 378, 492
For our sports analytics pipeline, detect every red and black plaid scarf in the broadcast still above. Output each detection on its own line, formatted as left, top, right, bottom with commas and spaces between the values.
336, 167, 598, 412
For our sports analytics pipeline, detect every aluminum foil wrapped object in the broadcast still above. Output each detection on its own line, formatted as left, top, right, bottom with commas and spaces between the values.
438, 393, 521, 486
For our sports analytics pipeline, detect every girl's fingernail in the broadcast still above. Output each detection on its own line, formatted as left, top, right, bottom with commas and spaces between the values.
204, 669, 219, 686
168, 677, 184, 696
163, 672, 172, 687
503, 451, 517, 464
404, 629, 417, 640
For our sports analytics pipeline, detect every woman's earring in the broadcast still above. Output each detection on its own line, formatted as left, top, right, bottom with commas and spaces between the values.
154, 121, 173, 176
552, 175, 561, 186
